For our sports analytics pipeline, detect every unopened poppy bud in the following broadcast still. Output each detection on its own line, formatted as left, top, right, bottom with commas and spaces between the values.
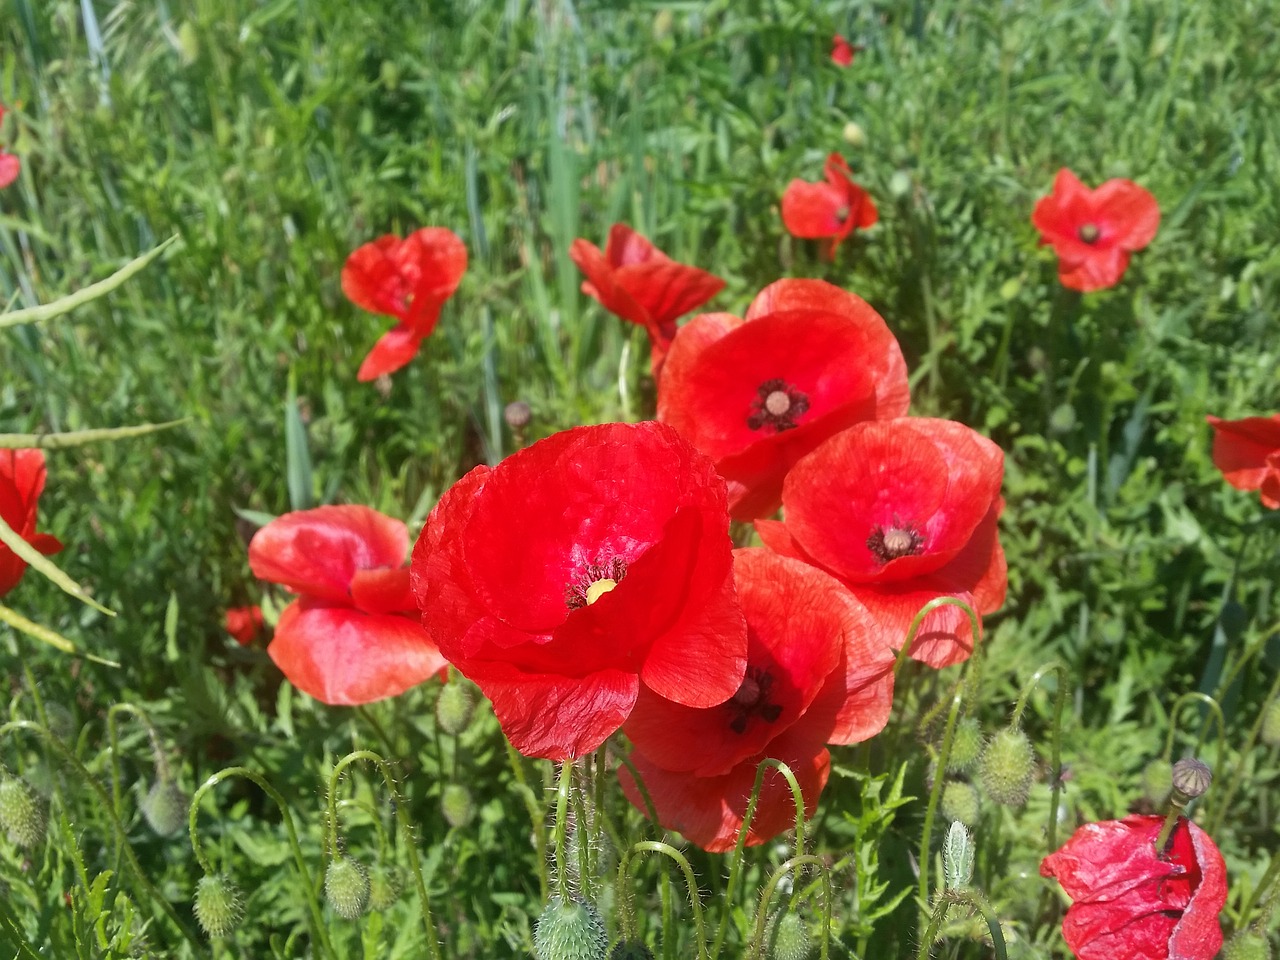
841, 121, 866, 148
436, 681, 476, 735
1170, 758, 1212, 799
1261, 699, 1280, 748
441, 783, 474, 829
367, 864, 402, 911
141, 779, 190, 837
888, 170, 912, 198
765, 911, 811, 960
609, 942, 654, 960
325, 855, 370, 920
979, 728, 1036, 807
945, 718, 984, 773
504, 400, 533, 430
0, 777, 45, 848
1141, 759, 1173, 806
942, 820, 975, 890
193, 874, 243, 938
534, 896, 607, 960
941, 780, 981, 828
1221, 929, 1272, 960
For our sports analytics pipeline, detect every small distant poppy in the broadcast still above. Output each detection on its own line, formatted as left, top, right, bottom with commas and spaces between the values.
781, 154, 878, 260
0, 104, 18, 189
570, 224, 725, 377
1041, 815, 1227, 960
411, 421, 748, 760
1205, 414, 1280, 509
224, 605, 264, 646
249, 505, 448, 705
341, 227, 467, 381
658, 278, 909, 519
830, 35, 862, 67
1031, 168, 1159, 292
0, 449, 63, 598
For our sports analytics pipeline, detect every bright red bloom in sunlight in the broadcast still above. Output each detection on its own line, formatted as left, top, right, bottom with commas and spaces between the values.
224, 605, 265, 646
341, 227, 467, 381
830, 35, 861, 67
756, 418, 1005, 668
411, 421, 747, 760
249, 505, 447, 705
781, 154, 878, 260
0, 105, 18, 190
658, 278, 909, 519
570, 224, 725, 377
0, 449, 63, 598
1031, 169, 1159, 292
1041, 815, 1227, 960
1206, 414, 1280, 509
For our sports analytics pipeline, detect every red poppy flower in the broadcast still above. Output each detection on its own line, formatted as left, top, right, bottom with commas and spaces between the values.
0, 449, 63, 598
411, 421, 748, 760
755, 418, 1005, 667
569, 224, 726, 377
0, 105, 18, 190
781, 154, 878, 260
1031, 169, 1159, 292
658, 278, 909, 520
1041, 815, 1227, 960
830, 35, 862, 67
341, 227, 467, 381
248, 505, 448, 705
224, 605, 265, 646
1206, 414, 1280, 509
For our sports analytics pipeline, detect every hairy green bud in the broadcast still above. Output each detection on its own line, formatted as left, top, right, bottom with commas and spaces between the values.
945, 718, 984, 773
367, 864, 402, 912
1221, 929, 1272, 960
765, 912, 811, 960
325, 855, 370, 920
942, 820, 975, 890
980, 728, 1036, 807
141, 779, 190, 837
940, 780, 981, 828
194, 874, 243, 939
436, 680, 476, 735
1141, 759, 1173, 806
1262, 699, 1280, 748
0, 777, 45, 848
441, 783, 474, 829
533, 897, 607, 960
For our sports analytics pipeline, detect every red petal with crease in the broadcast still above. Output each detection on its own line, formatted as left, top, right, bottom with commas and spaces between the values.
357, 324, 423, 381
1206, 414, 1280, 508
0, 449, 62, 598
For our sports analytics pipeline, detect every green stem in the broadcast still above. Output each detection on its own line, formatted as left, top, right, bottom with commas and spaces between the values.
552, 759, 574, 900
1158, 691, 1226, 775
504, 740, 550, 900
1208, 670, 1280, 836
1237, 846, 1280, 926
749, 855, 831, 960
1008, 661, 1069, 852
618, 841, 708, 960
915, 898, 950, 960
918, 679, 964, 916
893, 597, 982, 681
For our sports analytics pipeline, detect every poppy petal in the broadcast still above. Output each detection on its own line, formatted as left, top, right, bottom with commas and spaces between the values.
0, 153, 18, 190
1206, 414, 1280, 498
570, 238, 651, 329
781, 180, 848, 238
357, 324, 424, 382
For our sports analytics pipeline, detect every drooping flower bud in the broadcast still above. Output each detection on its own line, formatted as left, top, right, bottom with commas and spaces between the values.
1141, 759, 1173, 806
436, 681, 476, 735
367, 864, 402, 912
941, 780, 981, 828
141, 779, 190, 837
441, 783, 474, 829
325, 855, 370, 920
533, 897, 608, 960
765, 911, 811, 960
979, 728, 1036, 807
194, 873, 243, 938
0, 776, 45, 848
945, 718, 984, 773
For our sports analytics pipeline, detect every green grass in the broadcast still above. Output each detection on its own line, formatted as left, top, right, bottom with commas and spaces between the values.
2, 0, 1279, 956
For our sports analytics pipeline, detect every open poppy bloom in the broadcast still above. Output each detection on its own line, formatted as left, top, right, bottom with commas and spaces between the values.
0, 449, 63, 598
248, 505, 448, 705
1041, 815, 1227, 960
224, 605, 265, 646
781, 154, 878, 260
756, 418, 1005, 667
1206, 414, 1280, 509
830, 35, 862, 67
569, 224, 725, 377
0, 105, 19, 189
341, 227, 467, 381
1031, 169, 1159, 292
411, 421, 748, 760
658, 278, 909, 519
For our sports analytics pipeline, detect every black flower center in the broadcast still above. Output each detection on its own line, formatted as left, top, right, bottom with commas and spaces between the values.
564, 557, 628, 609
726, 666, 783, 734
1078, 223, 1100, 243
747, 379, 810, 433
866, 522, 925, 564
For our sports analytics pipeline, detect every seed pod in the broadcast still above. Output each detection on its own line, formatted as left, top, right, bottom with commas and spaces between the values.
436, 681, 476, 735
441, 783, 474, 829
765, 912, 811, 960
945, 718, 984, 773
1171, 758, 1212, 799
325, 856, 370, 920
533, 897, 607, 960
979, 728, 1036, 807
0, 777, 45, 848
941, 780, 981, 828
141, 779, 190, 837
1141, 759, 1173, 807
193, 874, 243, 939
367, 864, 402, 912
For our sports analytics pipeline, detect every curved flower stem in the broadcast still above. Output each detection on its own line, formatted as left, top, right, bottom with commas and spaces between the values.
617, 751, 660, 828
1208, 670, 1280, 836
0, 720, 207, 957
105, 703, 167, 819
893, 597, 983, 681
190, 766, 336, 960
1009, 661, 1069, 853
916, 888, 1007, 960
618, 841, 708, 960
1213, 620, 1280, 702
914, 897, 950, 960
749, 854, 831, 960
503, 740, 549, 900
325, 751, 442, 960
1158, 692, 1226, 775
1238, 846, 1280, 928
918, 679, 964, 916
552, 759, 575, 900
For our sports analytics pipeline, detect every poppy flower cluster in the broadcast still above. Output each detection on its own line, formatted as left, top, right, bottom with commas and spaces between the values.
781, 153, 878, 260
0, 104, 18, 190
0, 449, 62, 598
1206, 413, 1280, 509
248, 505, 447, 705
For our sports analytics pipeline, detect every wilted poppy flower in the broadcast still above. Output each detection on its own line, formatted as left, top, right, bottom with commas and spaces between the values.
1206, 414, 1280, 509
1041, 815, 1227, 960
0, 449, 63, 598
781, 154, 878, 260
1031, 168, 1159, 292
224, 605, 264, 646
0, 105, 18, 190
569, 224, 725, 377
830, 35, 862, 67
341, 227, 467, 382
249, 505, 448, 705
756, 418, 1005, 667
658, 278, 909, 519
411, 421, 748, 760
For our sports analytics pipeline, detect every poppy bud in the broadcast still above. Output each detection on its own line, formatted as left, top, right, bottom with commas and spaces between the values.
1171, 758, 1212, 800
941, 780, 981, 828
1141, 759, 1173, 806
141, 779, 190, 838
193, 874, 243, 939
325, 855, 370, 920
764, 912, 811, 960
609, 943, 654, 960
441, 783, 474, 829
1261, 699, 1280, 748
504, 400, 533, 431
533, 897, 608, 960
367, 864, 402, 912
436, 681, 476, 735
943, 820, 975, 891
1221, 929, 1272, 960
0, 776, 45, 848
979, 728, 1036, 807
841, 122, 866, 148
945, 718, 984, 774
888, 170, 912, 199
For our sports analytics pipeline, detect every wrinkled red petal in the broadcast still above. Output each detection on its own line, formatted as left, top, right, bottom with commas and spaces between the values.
781, 180, 848, 239
570, 238, 652, 329
357, 324, 424, 381
0, 449, 57, 598
350, 567, 415, 615
249, 505, 410, 603
0, 152, 18, 190
225, 605, 265, 645
268, 600, 447, 705
615, 260, 725, 333
1206, 414, 1280, 502
1058, 246, 1131, 292
603, 223, 667, 268
802, 587, 897, 745
342, 228, 466, 321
